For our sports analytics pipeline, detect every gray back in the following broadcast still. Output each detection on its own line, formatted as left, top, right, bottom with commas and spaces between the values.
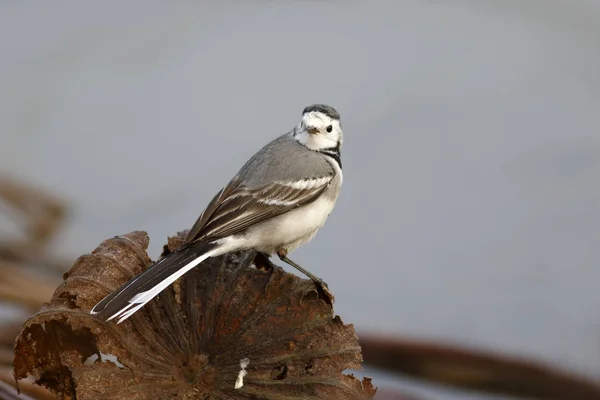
236, 133, 334, 187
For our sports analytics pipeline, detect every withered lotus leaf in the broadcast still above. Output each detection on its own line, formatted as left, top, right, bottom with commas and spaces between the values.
13, 231, 375, 399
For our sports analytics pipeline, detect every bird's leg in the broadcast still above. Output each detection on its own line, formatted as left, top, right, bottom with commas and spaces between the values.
253, 252, 277, 271
276, 249, 328, 288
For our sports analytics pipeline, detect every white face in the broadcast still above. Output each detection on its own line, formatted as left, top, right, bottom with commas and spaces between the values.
293, 111, 343, 151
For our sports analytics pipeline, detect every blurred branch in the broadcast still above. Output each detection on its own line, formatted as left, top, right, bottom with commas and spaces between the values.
0, 259, 58, 310
0, 174, 67, 314
360, 334, 600, 400
0, 175, 70, 276
0, 175, 70, 399
375, 389, 431, 400
0, 174, 66, 246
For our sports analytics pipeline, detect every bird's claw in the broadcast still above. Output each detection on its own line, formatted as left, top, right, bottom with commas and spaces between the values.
314, 279, 334, 304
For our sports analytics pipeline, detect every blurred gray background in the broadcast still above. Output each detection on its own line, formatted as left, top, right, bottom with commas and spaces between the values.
1, 1, 600, 398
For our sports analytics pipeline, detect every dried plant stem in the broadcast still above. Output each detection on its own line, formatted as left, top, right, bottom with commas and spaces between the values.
361, 335, 600, 400
0, 260, 58, 310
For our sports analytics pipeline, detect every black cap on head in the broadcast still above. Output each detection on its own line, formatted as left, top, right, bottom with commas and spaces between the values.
302, 104, 340, 120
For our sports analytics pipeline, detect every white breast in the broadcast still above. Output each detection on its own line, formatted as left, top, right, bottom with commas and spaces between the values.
217, 155, 343, 255
259, 195, 337, 253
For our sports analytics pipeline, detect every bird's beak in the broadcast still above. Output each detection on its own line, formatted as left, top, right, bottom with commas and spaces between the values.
307, 127, 319, 135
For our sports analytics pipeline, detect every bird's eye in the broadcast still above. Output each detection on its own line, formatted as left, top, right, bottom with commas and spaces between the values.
326, 125, 333, 133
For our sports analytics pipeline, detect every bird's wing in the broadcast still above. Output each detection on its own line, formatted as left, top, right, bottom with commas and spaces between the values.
184, 175, 333, 244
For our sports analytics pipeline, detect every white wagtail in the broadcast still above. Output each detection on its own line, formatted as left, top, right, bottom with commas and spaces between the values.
91, 104, 343, 324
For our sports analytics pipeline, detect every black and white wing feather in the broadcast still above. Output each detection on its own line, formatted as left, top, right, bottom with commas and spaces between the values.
183, 175, 333, 245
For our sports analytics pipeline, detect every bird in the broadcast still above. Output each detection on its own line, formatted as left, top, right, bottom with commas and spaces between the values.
90, 104, 344, 324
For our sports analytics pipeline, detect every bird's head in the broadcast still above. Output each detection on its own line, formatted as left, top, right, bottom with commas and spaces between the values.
294, 104, 342, 151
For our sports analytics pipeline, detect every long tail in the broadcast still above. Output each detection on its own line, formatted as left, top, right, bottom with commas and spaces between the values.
90, 242, 220, 324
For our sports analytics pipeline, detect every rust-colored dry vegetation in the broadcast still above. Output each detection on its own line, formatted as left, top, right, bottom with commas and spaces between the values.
13, 230, 375, 399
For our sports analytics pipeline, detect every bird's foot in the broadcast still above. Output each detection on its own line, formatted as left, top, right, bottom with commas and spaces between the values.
275, 249, 334, 305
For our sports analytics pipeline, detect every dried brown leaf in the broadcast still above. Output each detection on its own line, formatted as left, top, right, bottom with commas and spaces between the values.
14, 231, 375, 400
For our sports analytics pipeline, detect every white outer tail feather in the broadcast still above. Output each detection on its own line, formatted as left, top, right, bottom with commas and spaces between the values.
107, 247, 221, 324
